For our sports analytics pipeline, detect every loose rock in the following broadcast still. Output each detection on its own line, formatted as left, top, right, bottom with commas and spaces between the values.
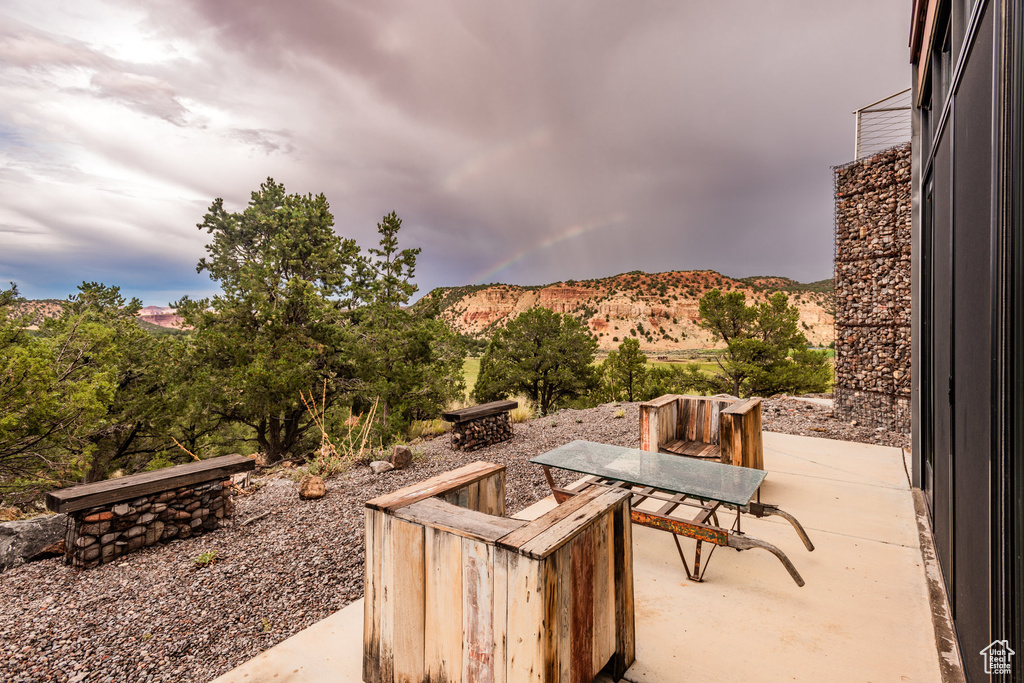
299, 475, 326, 500
369, 461, 395, 474
390, 445, 413, 470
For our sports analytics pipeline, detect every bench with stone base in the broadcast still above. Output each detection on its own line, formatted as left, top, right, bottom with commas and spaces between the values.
45, 454, 255, 568
441, 400, 519, 452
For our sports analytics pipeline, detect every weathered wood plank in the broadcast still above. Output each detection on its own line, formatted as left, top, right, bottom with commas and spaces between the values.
45, 454, 255, 513
441, 400, 519, 423
366, 462, 505, 513
492, 549, 509, 683
363, 508, 383, 683
496, 486, 606, 552
455, 485, 470, 509
515, 489, 630, 561
379, 514, 396, 683
592, 513, 614, 675
611, 501, 635, 680
463, 539, 495, 683
390, 518, 426, 683
478, 471, 506, 517
570, 526, 595, 683
505, 553, 543, 683
425, 526, 463, 683
554, 544, 571, 682
709, 401, 723, 445
541, 546, 560, 682
466, 481, 480, 512
678, 398, 692, 443
658, 401, 676, 449
395, 498, 524, 544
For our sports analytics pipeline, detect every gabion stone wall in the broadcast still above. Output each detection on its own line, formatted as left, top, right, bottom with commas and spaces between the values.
66, 479, 235, 568
833, 143, 912, 434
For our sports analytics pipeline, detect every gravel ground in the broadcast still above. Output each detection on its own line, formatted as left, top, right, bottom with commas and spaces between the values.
0, 399, 907, 683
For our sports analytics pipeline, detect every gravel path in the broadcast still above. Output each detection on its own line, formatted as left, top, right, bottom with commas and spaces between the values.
0, 399, 907, 683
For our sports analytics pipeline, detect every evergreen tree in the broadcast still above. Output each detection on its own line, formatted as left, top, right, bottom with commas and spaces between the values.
176, 178, 359, 465
473, 307, 599, 415
698, 289, 830, 397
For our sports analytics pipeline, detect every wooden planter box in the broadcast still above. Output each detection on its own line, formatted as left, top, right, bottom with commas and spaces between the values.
363, 461, 635, 683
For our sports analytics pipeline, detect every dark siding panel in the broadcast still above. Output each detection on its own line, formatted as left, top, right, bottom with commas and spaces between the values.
951, 5, 994, 680
932, 130, 955, 604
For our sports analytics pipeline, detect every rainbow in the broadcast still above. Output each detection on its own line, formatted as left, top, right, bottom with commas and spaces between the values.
467, 212, 627, 285
443, 128, 550, 193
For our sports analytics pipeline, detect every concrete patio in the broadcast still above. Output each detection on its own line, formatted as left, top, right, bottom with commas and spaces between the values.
214, 431, 948, 683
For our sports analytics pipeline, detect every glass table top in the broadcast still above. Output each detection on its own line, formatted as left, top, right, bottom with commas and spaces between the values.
530, 439, 766, 507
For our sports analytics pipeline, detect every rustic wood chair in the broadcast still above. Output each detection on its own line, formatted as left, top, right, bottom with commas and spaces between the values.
639, 394, 764, 470
363, 462, 635, 683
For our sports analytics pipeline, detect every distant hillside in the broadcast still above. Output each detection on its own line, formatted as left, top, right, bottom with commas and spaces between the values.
418, 270, 834, 351
10, 301, 187, 333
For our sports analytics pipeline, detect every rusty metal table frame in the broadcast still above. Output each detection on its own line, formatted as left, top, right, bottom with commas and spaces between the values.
533, 443, 815, 587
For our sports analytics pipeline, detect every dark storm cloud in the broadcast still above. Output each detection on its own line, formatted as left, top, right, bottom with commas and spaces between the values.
1, 1, 910, 303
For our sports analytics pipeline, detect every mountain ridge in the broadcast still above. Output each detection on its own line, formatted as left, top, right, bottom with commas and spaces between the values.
418, 269, 834, 351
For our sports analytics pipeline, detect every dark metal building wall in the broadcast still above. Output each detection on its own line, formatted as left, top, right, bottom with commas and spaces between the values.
912, 0, 1024, 678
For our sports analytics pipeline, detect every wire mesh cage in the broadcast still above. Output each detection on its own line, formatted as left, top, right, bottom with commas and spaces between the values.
853, 88, 911, 160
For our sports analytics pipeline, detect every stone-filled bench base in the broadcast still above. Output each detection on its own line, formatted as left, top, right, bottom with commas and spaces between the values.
67, 479, 234, 568
45, 454, 254, 569
441, 400, 518, 452
451, 412, 513, 452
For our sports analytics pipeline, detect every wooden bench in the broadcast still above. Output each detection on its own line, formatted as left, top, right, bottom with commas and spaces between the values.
45, 455, 255, 568
363, 461, 635, 683
441, 400, 519, 452
639, 394, 764, 470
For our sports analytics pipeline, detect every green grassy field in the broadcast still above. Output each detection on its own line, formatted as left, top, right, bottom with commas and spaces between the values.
463, 357, 481, 397
463, 352, 832, 397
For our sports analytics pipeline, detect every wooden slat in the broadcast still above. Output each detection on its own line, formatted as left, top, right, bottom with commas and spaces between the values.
394, 498, 524, 544
554, 544, 571, 682
466, 481, 480, 512
379, 515, 396, 683
541, 545, 560, 682
496, 486, 606, 552
720, 410, 737, 466
366, 462, 505, 513
658, 401, 676, 448
463, 539, 495, 683
390, 518, 425, 683
678, 398, 692, 443
45, 454, 255, 513
611, 500, 635, 679
681, 441, 706, 456
639, 402, 657, 452
693, 400, 706, 443
709, 401, 723, 445
639, 394, 679, 409
425, 526, 463, 683
514, 489, 630, 560
570, 525, 595, 683
660, 439, 686, 455
363, 508, 383, 683
695, 442, 720, 458
442, 400, 519, 423
478, 471, 505, 517
492, 550, 509, 683
505, 553, 543, 683
591, 513, 614, 675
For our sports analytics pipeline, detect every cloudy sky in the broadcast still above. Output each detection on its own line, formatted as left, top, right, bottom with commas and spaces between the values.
1, 1, 910, 306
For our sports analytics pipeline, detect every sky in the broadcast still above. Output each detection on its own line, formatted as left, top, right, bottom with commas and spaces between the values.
0, 1, 911, 306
